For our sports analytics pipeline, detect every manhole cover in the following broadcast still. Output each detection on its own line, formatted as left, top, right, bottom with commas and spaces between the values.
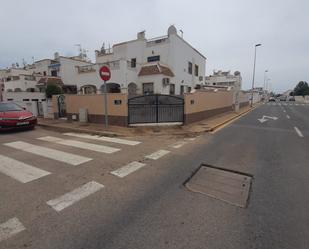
185, 164, 253, 208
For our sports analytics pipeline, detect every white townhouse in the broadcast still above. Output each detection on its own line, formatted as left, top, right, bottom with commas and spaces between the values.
0, 54, 91, 116
205, 70, 242, 91
75, 25, 206, 95
0, 67, 48, 116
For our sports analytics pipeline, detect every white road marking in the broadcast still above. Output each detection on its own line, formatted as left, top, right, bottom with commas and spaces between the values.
63, 133, 140, 146
4, 141, 92, 166
38, 136, 120, 154
283, 110, 286, 113
185, 137, 197, 141
286, 115, 290, 119
171, 141, 187, 148
46, 181, 104, 212
295, 103, 299, 106
294, 127, 304, 138
0, 217, 25, 242
110, 161, 146, 178
0, 155, 50, 183
145, 150, 170, 160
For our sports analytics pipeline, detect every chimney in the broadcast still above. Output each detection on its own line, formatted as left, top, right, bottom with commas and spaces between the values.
137, 31, 146, 40
54, 52, 60, 60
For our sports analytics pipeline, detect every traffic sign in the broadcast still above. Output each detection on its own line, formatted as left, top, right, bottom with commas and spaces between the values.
99, 66, 111, 81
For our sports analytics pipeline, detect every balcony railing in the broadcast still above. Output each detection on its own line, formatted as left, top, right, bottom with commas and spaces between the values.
77, 65, 96, 73
99, 60, 120, 70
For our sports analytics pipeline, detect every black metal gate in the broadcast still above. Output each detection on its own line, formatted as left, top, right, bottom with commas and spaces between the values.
57, 95, 66, 118
128, 94, 184, 124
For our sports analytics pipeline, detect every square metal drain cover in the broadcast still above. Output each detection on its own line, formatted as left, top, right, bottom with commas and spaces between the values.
185, 164, 252, 208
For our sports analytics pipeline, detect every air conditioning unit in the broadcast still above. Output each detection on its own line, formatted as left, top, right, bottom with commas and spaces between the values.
162, 78, 170, 85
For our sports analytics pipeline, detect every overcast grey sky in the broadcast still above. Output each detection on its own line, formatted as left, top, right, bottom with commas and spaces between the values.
1, 0, 308, 92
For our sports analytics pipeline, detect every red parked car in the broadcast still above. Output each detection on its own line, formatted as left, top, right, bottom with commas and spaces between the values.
0, 102, 37, 131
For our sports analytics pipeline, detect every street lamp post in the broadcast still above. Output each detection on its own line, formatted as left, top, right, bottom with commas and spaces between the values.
251, 43, 262, 107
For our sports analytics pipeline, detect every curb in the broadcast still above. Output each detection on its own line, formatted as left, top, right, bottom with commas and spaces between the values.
37, 123, 120, 137
206, 105, 259, 132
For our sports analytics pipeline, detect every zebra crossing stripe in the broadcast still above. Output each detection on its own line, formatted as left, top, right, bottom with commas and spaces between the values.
0, 155, 50, 183
171, 141, 187, 148
145, 150, 170, 160
46, 181, 104, 212
37, 136, 120, 154
111, 161, 146, 178
0, 217, 25, 242
63, 133, 141, 146
4, 141, 92, 166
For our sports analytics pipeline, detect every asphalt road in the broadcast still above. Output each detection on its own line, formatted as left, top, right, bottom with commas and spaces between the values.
1, 102, 308, 249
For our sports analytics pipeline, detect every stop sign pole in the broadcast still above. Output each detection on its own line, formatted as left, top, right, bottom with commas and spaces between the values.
99, 66, 111, 128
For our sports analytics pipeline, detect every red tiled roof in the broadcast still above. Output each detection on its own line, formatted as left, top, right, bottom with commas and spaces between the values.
138, 64, 174, 77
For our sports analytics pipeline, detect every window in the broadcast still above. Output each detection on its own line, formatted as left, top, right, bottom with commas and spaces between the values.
147, 55, 160, 62
51, 70, 57, 77
43, 71, 46, 76
143, 83, 154, 95
114, 100, 122, 105
188, 87, 192, 93
180, 85, 185, 95
169, 84, 175, 95
195, 65, 199, 77
188, 62, 192, 74
131, 58, 136, 68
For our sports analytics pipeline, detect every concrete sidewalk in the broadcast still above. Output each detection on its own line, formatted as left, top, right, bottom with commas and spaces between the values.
37, 105, 258, 137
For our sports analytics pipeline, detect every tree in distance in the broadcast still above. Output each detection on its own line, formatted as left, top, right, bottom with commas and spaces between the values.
293, 81, 309, 96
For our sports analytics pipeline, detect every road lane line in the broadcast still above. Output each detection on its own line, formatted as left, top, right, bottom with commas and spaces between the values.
4, 141, 92, 166
283, 110, 286, 113
286, 115, 290, 119
38, 136, 120, 154
0, 217, 25, 242
145, 150, 170, 160
171, 141, 187, 148
185, 137, 197, 141
0, 155, 51, 183
110, 161, 146, 178
46, 181, 104, 212
294, 127, 304, 138
63, 133, 140, 146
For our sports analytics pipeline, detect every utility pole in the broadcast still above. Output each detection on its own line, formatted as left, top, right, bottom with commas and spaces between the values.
251, 43, 262, 107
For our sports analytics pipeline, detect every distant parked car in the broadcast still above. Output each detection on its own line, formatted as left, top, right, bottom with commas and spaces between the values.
269, 97, 276, 102
0, 102, 37, 131
279, 96, 287, 101
288, 96, 295, 101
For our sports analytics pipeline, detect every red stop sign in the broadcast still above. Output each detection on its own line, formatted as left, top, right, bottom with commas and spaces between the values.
99, 66, 111, 81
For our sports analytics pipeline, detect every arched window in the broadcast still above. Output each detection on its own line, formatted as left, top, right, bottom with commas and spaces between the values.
128, 82, 137, 96
106, 83, 121, 93
14, 88, 22, 92
80, 85, 97, 94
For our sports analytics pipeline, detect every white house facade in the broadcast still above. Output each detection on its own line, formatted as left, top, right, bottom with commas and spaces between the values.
205, 70, 242, 91
74, 25, 206, 95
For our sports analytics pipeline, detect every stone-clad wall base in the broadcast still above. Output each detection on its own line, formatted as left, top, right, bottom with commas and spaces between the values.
239, 102, 249, 108
185, 106, 233, 124
66, 113, 127, 127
